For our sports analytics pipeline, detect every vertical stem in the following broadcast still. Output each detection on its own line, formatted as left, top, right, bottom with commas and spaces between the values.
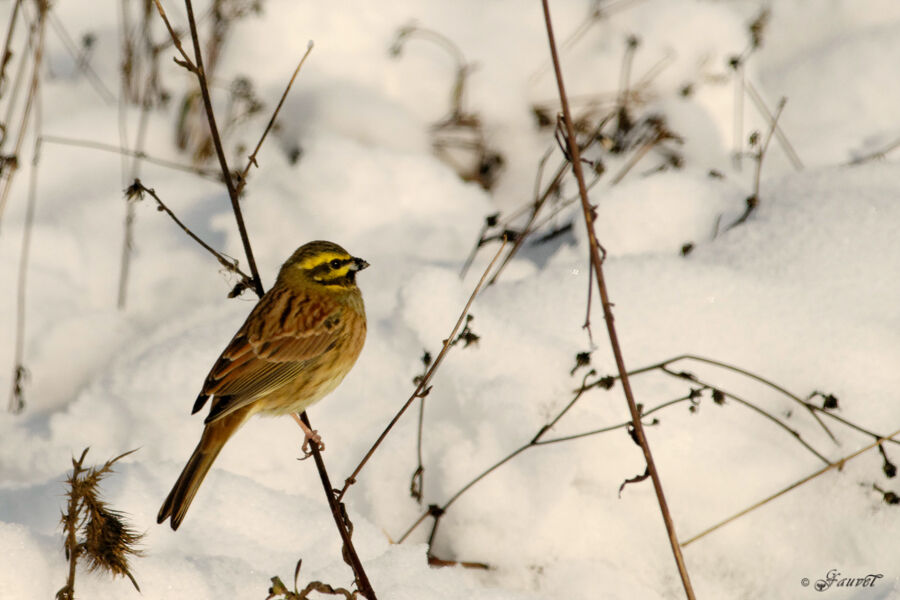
182, 0, 264, 297
540, 2, 696, 598
413, 392, 426, 498
732, 60, 744, 171
0, 0, 24, 97
9, 135, 39, 413
299, 411, 377, 600
116, 201, 136, 309
0, 0, 46, 226
117, 52, 157, 310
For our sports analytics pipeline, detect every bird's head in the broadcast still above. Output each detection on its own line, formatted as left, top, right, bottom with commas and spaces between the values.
279, 240, 369, 289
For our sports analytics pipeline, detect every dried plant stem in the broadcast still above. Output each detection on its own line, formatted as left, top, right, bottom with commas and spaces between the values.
60, 448, 89, 600
537, 393, 697, 446
806, 403, 900, 446
541, 2, 696, 597
294, 412, 377, 600
47, 9, 115, 103
681, 426, 900, 547
337, 239, 508, 501
658, 366, 830, 464
393, 24, 468, 120
529, 0, 646, 84
397, 370, 601, 544
412, 388, 426, 501
752, 99, 785, 198
40, 135, 222, 180
487, 160, 566, 285
1, 23, 32, 135
8, 130, 40, 413
182, 0, 263, 295
729, 98, 785, 230
118, 65, 160, 309
732, 59, 744, 171
116, 198, 137, 309
153, 0, 264, 296
235, 42, 314, 195
0, 0, 24, 97
0, 0, 46, 227
609, 133, 659, 185
130, 180, 252, 283
850, 137, 900, 165
744, 80, 802, 170
635, 354, 835, 442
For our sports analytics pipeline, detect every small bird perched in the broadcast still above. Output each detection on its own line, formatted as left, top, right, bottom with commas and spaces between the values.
158, 240, 369, 530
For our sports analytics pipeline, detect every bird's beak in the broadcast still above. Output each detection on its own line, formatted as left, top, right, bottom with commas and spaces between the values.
352, 257, 370, 271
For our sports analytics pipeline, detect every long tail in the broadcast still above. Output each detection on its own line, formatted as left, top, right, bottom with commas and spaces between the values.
157, 408, 249, 530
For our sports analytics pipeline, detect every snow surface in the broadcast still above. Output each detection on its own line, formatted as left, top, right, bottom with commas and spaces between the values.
2, 0, 900, 598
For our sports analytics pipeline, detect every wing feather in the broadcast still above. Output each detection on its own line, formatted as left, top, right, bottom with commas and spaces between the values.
193, 285, 345, 422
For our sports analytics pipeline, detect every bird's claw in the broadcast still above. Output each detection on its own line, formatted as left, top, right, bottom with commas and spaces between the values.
300, 429, 324, 459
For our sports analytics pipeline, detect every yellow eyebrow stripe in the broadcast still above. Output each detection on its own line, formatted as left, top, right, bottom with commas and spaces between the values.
296, 252, 350, 270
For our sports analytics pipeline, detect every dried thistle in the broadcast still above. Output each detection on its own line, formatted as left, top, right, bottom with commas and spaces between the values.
57, 448, 143, 600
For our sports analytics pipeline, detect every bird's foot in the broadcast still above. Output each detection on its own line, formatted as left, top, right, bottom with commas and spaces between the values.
301, 429, 324, 458
291, 413, 325, 459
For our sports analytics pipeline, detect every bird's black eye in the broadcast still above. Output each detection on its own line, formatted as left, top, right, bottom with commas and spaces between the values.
330, 259, 343, 269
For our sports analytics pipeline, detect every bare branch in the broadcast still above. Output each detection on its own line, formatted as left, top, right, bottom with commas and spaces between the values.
540, 2, 696, 597
337, 238, 508, 501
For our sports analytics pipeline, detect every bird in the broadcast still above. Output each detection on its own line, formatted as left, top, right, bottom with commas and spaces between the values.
157, 240, 369, 530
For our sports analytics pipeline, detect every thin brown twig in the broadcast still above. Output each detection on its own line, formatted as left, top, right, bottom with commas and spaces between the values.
582, 259, 594, 345
487, 159, 566, 285
181, 0, 263, 296
728, 98, 786, 230
617, 35, 638, 117
294, 412, 377, 599
152, 0, 264, 295
47, 9, 116, 104
0, 0, 45, 227
411, 353, 431, 502
480, 109, 615, 286
150, 0, 195, 71
40, 135, 222, 180
1, 0, 36, 144
439, 370, 597, 512
396, 377, 691, 545
337, 238, 508, 501
681, 426, 900, 547
658, 366, 831, 465
536, 393, 696, 446
744, 80, 802, 171
118, 47, 164, 310
803, 400, 900, 447
234, 42, 314, 196
0, 0, 24, 99
129, 179, 252, 284
609, 133, 660, 184
529, 0, 647, 84
731, 58, 744, 171
8, 115, 40, 413
541, 2, 696, 597
655, 354, 836, 442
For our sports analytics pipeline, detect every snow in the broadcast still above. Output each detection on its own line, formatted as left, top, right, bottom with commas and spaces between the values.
2, 0, 900, 598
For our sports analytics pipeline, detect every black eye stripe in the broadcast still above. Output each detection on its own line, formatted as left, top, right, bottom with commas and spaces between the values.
330, 259, 344, 269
